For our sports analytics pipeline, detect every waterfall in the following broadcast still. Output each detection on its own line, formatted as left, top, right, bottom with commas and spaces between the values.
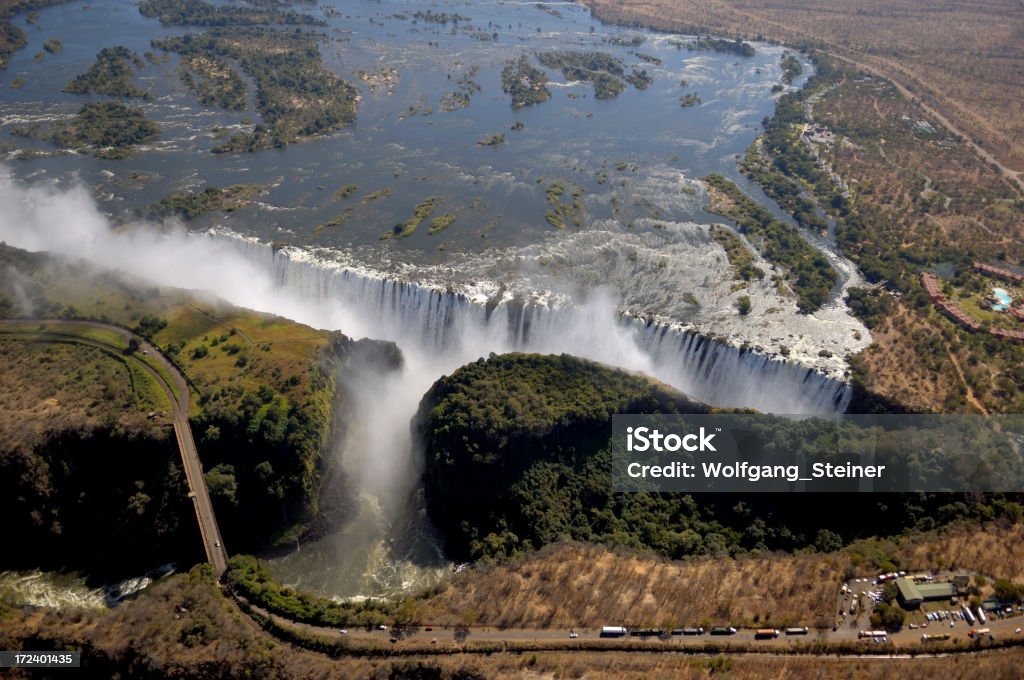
218, 235, 851, 416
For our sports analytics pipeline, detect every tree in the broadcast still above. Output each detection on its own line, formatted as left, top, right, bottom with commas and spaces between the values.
994, 579, 1023, 603
870, 602, 905, 631
204, 464, 238, 507
736, 295, 752, 315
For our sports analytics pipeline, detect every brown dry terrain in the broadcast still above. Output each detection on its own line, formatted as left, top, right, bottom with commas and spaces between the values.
815, 76, 1024, 262
419, 522, 1024, 630
584, 0, 1024, 175
3, 562, 1024, 679
851, 304, 963, 413
0, 338, 172, 453
806, 68, 1024, 413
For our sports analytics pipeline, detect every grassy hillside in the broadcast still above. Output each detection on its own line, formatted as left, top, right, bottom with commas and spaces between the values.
0, 244, 350, 568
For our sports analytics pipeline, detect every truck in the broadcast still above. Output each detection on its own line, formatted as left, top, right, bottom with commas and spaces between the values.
921, 633, 950, 642
858, 630, 887, 639
962, 605, 976, 625
968, 628, 991, 638
682, 627, 705, 636
599, 626, 628, 638
785, 627, 809, 636
754, 629, 780, 639
710, 626, 738, 636
976, 607, 987, 625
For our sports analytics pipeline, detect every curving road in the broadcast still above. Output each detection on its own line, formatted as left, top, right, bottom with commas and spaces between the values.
0, 319, 228, 576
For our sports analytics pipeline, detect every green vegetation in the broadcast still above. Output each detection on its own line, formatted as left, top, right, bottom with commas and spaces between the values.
704, 174, 836, 312
418, 353, 712, 561
427, 213, 455, 235
605, 34, 644, 47
543, 181, 584, 229
679, 92, 701, 107
381, 197, 441, 240
735, 294, 752, 315
0, 19, 26, 68
0, 244, 349, 554
41, 101, 159, 159
313, 208, 353, 236
63, 46, 150, 100
537, 50, 630, 99
477, 133, 505, 146
225, 555, 393, 627
739, 78, 834, 234
1, 1, 79, 67
178, 53, 247, 111
361, 188, 391, 203
624, 67, 652, 89
780, 53, 802, 84
501, 55, 551, 109
711, 224, 765, 283
153, 27, 357, 152
686, 36, 755, 57
409, 9, 470, 24
41, 37, 60, 53
0, 329, 189, 576
138, 184, 263, 221
333, 184, 358, 200
416, 353, 1024, 564
139, 0, 324, 27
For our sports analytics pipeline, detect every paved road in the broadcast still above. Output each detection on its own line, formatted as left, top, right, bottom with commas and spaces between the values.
0, 319, 228, 576
243, 596, 1024, 658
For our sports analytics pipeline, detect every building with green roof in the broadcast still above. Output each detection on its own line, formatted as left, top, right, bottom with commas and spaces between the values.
894, 578, 957, 609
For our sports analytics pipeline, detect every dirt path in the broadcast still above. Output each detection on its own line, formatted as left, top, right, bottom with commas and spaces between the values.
945, 344, 989, 415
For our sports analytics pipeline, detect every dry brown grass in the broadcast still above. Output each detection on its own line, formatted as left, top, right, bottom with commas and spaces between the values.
0, 338, 171, 453
853, 304, 964, 413
419, 542, 841, 629
584, 0, 1024, 174
419, 522, 1024, 630
3, 567, 1024, 679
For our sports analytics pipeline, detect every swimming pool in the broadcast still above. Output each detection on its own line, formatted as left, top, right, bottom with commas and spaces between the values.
993, 288, 1012, 311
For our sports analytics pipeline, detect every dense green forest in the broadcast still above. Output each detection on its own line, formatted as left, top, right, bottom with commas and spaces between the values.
416, 353, 1023, 563
685, 36, 755, 57
63, 46, 150, 100
1, 431, 203, 578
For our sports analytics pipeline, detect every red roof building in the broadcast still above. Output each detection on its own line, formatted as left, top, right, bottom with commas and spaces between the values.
972, 262, 1024, 283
